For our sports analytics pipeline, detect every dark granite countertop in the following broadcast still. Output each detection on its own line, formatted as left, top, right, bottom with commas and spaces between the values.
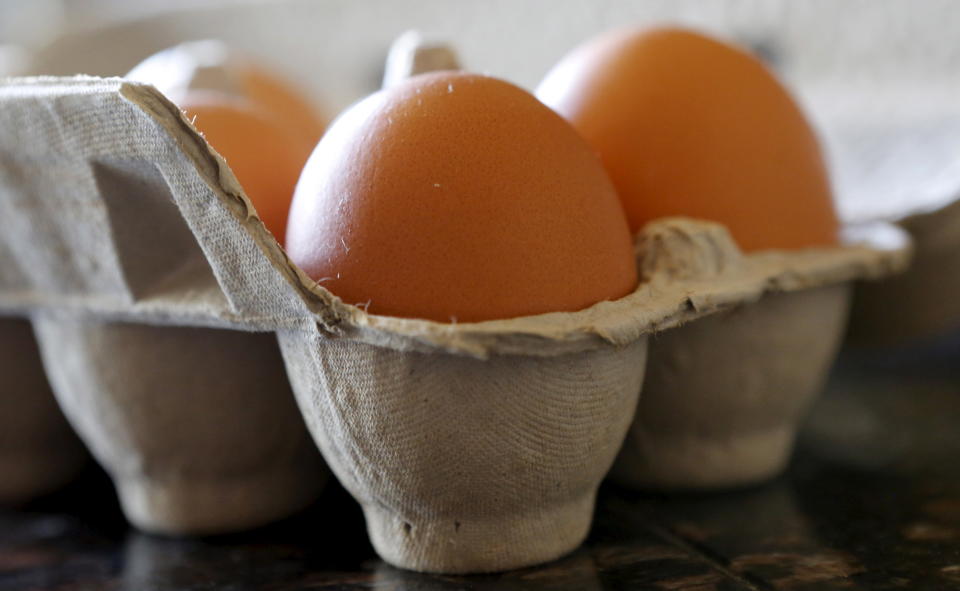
3, 341, 960, 590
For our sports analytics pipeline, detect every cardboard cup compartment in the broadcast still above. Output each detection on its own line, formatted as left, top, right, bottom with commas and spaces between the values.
279, 329, 646, 573
613, 285, 849, 489
0, 316, 86, 503
32, 316, 326, 534
610, 220, 909, 491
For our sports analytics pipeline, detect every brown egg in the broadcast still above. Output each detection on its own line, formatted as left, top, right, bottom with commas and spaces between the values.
183, 93, 312, 244
285, 72, 638, 323
127, 42, 325, 242
536, 27, 840, 252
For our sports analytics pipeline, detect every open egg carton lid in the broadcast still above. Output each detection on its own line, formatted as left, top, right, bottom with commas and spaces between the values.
0, 76, 909, 358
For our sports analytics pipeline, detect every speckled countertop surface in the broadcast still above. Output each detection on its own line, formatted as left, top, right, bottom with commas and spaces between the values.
3, 341, 960, 591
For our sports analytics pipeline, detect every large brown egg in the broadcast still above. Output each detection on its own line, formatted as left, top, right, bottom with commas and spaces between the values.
536, 27, 840, 252
285, 72, 638, 323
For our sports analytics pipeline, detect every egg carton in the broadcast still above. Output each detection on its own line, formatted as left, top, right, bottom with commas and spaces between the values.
0, 73, 908, 573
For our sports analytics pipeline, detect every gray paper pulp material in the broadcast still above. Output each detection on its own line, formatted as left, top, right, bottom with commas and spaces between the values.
616, 222, 904, 491
613, 284, 850, 490
279, 330, 647, 574
0, 76, 909, 570
32, 316, 328, 535
0, 316, 86, 504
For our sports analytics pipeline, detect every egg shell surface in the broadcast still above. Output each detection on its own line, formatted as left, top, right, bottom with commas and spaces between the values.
536, 27, 840, 252
285, 72, 638, 323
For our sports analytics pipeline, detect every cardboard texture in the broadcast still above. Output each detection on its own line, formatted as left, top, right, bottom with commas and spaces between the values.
614, 222, 907, 491
0, 75, 909, 570
32, 316, 327, 534
613, 284, 850, 490
278, 331, 647, 573
0, 316, 86, 504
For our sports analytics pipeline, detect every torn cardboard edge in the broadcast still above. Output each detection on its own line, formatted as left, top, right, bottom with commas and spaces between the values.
0, 77, 910, 358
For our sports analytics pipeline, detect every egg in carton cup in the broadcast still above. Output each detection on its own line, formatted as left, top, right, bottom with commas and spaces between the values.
391, 30, 912, 492
527, 27, 912, 491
